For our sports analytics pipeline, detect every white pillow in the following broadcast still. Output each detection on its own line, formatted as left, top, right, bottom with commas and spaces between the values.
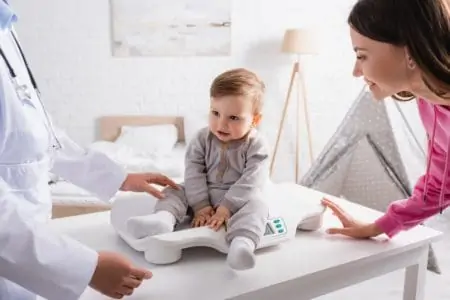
114, 124, 178, 156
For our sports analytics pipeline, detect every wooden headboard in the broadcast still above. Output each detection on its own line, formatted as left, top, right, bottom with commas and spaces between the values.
98, 116, 185, 143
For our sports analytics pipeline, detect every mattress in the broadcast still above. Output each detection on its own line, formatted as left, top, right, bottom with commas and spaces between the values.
51, 141, 187, 206
107, 142, 187, 178
51, 176, 185, 206
51, 181, 108, 206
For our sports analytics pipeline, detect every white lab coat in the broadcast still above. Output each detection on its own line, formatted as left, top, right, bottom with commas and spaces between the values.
0, 26, 128, 299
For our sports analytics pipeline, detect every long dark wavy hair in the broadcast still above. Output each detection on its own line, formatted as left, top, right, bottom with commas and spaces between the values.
348, 0, 450, 101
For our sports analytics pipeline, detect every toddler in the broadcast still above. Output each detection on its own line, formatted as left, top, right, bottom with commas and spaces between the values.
127, 68, 270, 270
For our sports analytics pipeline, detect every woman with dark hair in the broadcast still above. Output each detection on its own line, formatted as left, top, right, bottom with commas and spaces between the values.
322, 0, 450, 238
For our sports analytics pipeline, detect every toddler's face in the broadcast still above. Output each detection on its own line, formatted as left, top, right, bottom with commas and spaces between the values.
209, 95, 258, 142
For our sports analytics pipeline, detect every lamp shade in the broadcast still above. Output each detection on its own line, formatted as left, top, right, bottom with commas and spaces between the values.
281, 28, 318, 54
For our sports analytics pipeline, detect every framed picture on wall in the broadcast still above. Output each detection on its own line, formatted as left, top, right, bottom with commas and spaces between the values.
110, 0, 231, 57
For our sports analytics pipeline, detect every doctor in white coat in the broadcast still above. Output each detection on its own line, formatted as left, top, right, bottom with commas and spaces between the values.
0, 2, 178, 300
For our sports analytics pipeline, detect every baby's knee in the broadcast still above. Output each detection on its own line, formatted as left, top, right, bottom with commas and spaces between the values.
162, 184, 184, 197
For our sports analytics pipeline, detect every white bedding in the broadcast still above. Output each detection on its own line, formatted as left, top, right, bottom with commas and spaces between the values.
51, 140, 187, 205
87, 140, 186, 178
51, 176, 185, 206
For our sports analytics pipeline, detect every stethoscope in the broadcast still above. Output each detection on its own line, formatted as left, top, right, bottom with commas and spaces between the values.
0, 31, 62, 151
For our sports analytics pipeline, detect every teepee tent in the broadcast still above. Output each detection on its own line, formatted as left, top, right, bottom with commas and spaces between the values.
300, 87, 440, 273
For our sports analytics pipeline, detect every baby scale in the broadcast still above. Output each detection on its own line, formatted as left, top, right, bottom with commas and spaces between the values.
110, 187, 326, 265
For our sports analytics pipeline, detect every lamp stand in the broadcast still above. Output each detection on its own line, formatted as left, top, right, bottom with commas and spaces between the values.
269, 58, 314, 182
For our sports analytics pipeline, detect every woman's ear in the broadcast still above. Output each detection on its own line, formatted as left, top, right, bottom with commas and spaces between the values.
252, 113, 262, 127
404, 48, 416, 70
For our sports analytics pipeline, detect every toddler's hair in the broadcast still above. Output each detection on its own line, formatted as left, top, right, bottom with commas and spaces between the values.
210, 68, 265, 113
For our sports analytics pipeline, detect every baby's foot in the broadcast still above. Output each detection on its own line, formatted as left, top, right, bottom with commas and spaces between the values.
227, 237, 256, 270
126, 211, 176, 239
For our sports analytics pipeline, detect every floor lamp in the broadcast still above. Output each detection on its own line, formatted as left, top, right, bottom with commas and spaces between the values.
269, 28, 318, 182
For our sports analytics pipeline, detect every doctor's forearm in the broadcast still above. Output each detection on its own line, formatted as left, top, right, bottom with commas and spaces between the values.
50, 128, 127, 201
52, 150, 127, 202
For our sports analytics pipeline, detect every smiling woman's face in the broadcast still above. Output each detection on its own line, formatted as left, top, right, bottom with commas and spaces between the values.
350, 27, 417, 100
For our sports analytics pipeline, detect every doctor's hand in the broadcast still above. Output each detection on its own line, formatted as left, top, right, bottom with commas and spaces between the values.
208, 205, 231, 231
321, 198, 384, 239
120, 172, 179, 199
90, 251, 152, 299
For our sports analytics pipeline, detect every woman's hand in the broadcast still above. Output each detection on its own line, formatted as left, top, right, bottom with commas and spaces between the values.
321, 198, 384, 239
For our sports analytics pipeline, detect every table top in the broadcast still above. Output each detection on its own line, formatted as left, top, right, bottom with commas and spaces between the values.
50, 185, 442, 300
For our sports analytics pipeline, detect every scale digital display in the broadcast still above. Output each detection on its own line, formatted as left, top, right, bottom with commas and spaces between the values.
263, 218, 286, 236
264, 223, 275, 235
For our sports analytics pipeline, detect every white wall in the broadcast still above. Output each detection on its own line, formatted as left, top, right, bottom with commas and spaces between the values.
9, 0, 425, 182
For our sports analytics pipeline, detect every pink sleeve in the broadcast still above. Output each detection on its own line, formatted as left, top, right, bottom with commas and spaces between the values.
375, 144, 450, 238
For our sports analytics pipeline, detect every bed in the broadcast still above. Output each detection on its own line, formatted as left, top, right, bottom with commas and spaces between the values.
51, 116, 187, 218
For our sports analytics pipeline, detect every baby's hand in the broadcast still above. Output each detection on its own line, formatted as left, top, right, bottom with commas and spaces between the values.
191, 206, 214, 227
207, 206, 231, 231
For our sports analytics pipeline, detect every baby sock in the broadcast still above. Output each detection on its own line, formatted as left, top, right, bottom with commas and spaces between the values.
126, 211, 176, 239
227, 236, 256, 271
